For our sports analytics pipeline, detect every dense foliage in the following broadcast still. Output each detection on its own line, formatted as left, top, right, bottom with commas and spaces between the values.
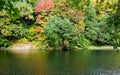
0, 0, 120, 50
44, 16, 74, 50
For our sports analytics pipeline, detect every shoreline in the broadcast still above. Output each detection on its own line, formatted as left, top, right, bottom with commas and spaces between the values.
0, 44, 120, 51
89, 46, 120, 50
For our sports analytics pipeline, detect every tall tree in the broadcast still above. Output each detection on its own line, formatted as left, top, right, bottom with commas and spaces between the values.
84, 3, 100, 44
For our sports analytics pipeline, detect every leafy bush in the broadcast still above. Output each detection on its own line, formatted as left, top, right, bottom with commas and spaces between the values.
25, 27, 36, 41
76, 34, 90, 49
0, 15, 25, 39
0, 35, 10, 47
112, 30, 120, 49
1, 24, 25, 39
25, 26, 44, 41
69, 34, 90, 49
16, 38, 29, 44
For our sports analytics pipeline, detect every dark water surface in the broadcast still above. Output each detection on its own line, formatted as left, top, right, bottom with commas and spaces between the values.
0, 50, 120, 75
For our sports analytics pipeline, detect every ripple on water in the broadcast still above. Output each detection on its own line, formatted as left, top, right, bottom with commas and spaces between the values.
86, 68, 120, 75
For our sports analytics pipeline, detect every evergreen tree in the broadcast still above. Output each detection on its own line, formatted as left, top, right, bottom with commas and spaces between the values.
84, 3, 100, 44
44, 16, 74, 50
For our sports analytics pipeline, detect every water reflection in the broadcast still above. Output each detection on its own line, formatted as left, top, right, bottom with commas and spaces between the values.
0, 50, 120, 75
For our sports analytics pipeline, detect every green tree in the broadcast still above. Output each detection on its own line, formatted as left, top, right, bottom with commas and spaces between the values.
96, 14, 112, 45
0, 0, 28, 47
84, 3, 100, 44
0, 35, 10, 47
107, 0, 120, 49
0, 0, 20, 19
13, 0, 34, 27
44, 16, 74, 50
84, 3, 113, 46
69, 33, 90, 49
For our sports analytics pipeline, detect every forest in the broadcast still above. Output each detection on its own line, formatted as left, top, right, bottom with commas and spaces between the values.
0, 0, 120, 50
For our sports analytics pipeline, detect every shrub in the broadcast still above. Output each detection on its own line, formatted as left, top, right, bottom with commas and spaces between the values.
75, 34, 90, 49
69, 34, 90, 49
16, 38, 29, 44
112, 30, 120, 49
1, 24, 25, 39
25, 27, 36, 41
25, 26, 43, 41
0, 35, 10, 47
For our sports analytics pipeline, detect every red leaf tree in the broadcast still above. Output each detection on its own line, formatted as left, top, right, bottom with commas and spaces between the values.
35, 0, 55, 13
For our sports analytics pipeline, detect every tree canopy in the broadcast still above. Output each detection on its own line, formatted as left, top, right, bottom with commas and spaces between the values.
0, 0, 120, 50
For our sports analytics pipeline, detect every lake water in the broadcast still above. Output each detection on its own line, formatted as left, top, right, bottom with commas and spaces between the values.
0, 50, 120, 75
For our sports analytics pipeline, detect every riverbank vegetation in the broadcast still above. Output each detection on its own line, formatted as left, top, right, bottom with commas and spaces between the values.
0, 0, 120, 50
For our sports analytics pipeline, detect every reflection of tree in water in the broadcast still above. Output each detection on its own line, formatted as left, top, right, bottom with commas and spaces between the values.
0, 50, 24, 75
0, 50, 40, 75
0, 50, 120, 74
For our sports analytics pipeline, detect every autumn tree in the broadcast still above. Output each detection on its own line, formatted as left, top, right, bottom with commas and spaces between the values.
35, 0, 55, 13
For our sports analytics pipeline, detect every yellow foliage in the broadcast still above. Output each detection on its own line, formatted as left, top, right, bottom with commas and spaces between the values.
74, 20, 85, 35
78, 21, 84, 30
38, 20, 45, 26
40, 29, 44, 33
17, 38, 29, 44
29, 27, 35, 33
98, 11, 105, 19
90, 0, 96, 6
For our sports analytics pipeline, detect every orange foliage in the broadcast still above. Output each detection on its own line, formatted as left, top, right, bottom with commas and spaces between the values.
36, 15, 41, 22
35, 26, 42, 32
35, 0, 55, 12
